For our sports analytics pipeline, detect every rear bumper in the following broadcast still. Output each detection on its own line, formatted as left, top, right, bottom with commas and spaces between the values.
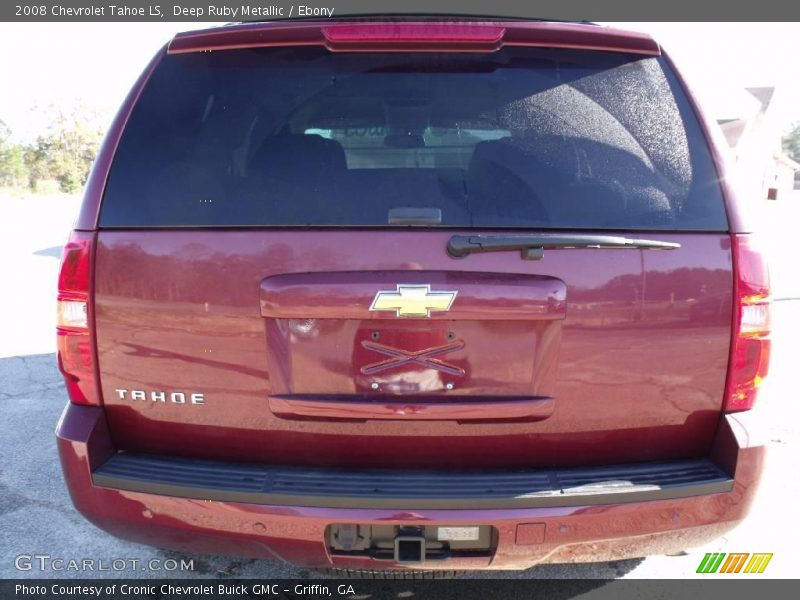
56, 404, 766, 570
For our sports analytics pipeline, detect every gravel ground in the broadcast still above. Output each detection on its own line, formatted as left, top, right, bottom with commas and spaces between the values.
0, 193, 797, 581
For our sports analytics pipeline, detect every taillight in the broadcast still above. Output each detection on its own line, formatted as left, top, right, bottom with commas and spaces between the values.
57, 231, 101, 406
323, 23, 506, 44
724, 234, 771, 412
321, 23, 506, 52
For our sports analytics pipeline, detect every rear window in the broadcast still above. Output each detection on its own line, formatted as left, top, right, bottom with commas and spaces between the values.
100, 46, 728, 230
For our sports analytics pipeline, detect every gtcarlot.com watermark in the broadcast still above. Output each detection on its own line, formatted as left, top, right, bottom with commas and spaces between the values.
14, 554, 194, 573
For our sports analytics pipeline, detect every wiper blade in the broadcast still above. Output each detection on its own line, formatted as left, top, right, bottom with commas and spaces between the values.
447, 234, 680, 260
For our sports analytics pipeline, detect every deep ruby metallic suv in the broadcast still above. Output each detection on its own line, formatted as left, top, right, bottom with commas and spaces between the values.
55, 19, 769, 573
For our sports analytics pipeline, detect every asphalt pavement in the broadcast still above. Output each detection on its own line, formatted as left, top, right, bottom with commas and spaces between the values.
0, 192, 798, 580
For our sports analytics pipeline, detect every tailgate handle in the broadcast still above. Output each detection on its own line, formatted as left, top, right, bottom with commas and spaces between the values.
447, 234, 680, 260
268, 395, 555, 423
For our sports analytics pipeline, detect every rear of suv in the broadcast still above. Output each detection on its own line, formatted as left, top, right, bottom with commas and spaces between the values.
56, 19, 769, 571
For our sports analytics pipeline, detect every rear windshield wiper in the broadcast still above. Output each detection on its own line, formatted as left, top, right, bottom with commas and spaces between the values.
447, 234, 680, 260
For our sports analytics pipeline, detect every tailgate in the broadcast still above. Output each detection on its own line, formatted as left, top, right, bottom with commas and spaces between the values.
94, 230, 731, 469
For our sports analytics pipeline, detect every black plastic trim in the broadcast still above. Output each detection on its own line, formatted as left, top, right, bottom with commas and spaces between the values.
92, 454, 733, 510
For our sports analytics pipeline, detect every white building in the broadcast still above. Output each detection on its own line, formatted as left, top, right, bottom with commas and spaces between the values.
716, 87, 799, 202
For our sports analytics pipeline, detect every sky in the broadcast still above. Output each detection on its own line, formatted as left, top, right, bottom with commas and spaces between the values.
612, 22, 800, 128
0, 21, 798, 142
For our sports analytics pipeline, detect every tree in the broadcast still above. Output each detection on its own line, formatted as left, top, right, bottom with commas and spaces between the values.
0, 119, 27, 187
782, 121, 800, 164
26, 105, 104, 193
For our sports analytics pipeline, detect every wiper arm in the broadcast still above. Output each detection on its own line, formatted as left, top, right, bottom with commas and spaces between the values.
447, 234, 680, 260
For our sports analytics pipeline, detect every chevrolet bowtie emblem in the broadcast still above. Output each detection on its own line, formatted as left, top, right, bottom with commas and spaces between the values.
370, 285, 458, 318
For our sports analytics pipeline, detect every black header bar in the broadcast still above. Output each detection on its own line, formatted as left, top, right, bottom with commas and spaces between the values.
4, 0, 800, 22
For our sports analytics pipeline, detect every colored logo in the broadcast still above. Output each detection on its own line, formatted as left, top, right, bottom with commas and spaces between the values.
370, 285, 457, 318
696, 552, 773, 574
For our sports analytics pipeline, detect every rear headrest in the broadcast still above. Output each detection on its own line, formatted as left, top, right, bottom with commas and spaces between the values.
466, 134, 671, 227
249, 134, 347, 181
469, 135, 579, 183
466, 138, 552, 225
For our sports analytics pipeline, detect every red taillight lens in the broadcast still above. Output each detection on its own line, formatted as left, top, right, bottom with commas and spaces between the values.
321, 23, 506, 52
724, 234, 771, 412
57, 231, 101, 406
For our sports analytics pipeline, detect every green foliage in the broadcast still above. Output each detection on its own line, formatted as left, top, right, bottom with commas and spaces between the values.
0, 120, 27, 187
28, 106, 105, 193
0, 106, 105, 193
782, 121, 800, 164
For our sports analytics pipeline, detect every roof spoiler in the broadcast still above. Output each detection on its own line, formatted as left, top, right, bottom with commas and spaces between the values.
168, 21, 661, 56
